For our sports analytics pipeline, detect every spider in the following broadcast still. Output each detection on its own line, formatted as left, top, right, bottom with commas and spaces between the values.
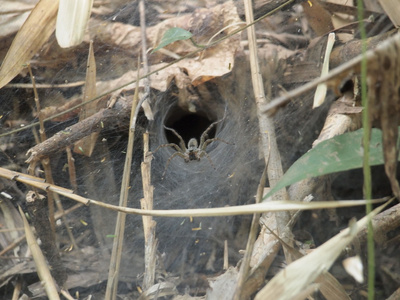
152, 114, 232, 178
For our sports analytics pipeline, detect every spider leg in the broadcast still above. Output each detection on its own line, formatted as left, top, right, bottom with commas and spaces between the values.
199, 107, 228, 146
198, 150, 216, 169
152, 143, 182, 154
201, 137, 233, 151
163, 125, 187, 151
162, 152, 188, 178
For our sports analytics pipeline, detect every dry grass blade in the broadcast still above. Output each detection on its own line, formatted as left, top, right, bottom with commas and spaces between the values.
261, 217, 350, 300
243, 0, 292, 293
313, 32, 335, 108
0, 166, 388, 218
105, 62, 141, 300
74, 40, 99, 157
254, 199, 394, 300
0, 0, 59, 89
18, 206, 60, 300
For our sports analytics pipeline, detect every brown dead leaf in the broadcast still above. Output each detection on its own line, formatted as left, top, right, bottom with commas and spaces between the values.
74, 41, 101, 157
0, 0, 59, 89
377, 0, 400, 27
367, 33, 400, 198
301, 0, 334, 36
91, 1, 241, 91
90, 1, 242, 58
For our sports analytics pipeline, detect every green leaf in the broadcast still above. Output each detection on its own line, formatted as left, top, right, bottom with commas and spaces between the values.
152, 27, 193, 53
264, 127, 399, 199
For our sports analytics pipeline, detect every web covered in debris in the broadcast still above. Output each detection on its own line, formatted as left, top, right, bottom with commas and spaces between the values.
0, 0, 328, 293
2, 0, 397, 298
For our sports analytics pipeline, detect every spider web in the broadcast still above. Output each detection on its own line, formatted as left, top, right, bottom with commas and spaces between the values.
147, 79, 264, 271
0, 51, 329, 284
143, 51, 333, 272
0, 1, 333, 296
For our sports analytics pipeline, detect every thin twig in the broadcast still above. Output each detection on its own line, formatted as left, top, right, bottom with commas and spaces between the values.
27, 65, 56, 236
25, 100, 130, 163
27, 65, 78, 251
5, 81, 85, 89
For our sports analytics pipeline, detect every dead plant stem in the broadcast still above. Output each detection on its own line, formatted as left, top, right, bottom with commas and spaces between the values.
27, 64, 55, 236
28, 65, 78, 250
234, 165, 268, 299
243, 0, 292, 289
0, 166, 386, 217
139, 2, 154, 269
105, 63, 141, 300
19, 206, 60, 300
140, 132, 157, 290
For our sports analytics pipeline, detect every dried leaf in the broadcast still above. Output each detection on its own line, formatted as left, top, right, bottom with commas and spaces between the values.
301, 0, 334, 36
257, 215, 350, 300
74, 41, 100, 157
0, 0, 59, 89
377, 0, 400, 27
367, 32, 400, 198
254, 203, 388, 300
91, 1, 242, 92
